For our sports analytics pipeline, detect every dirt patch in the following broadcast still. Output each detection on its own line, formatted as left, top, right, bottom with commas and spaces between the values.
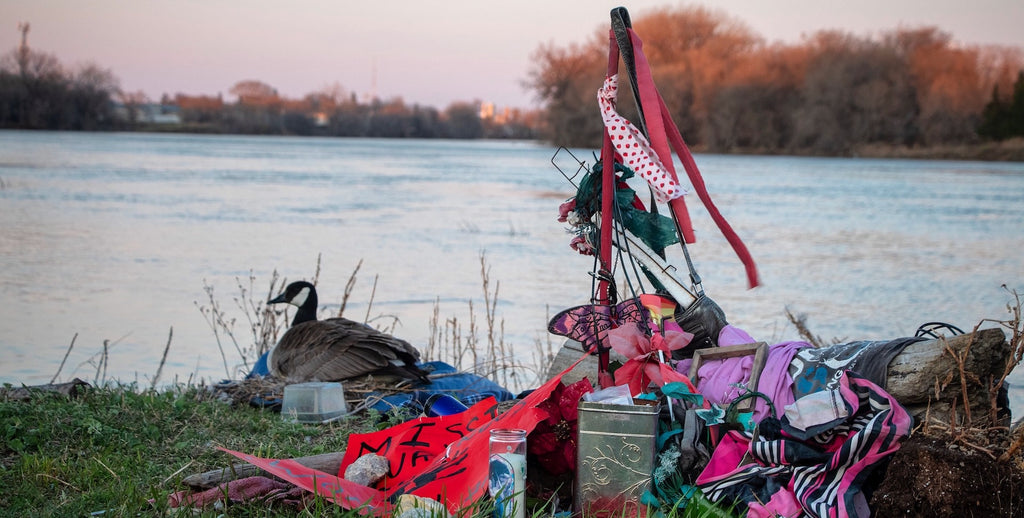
871, 433, 1024, 517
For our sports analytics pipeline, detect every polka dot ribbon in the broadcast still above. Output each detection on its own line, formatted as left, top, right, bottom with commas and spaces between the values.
598, 74, 686, 203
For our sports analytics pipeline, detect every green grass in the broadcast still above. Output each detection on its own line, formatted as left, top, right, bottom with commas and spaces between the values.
0, 383, 384, 517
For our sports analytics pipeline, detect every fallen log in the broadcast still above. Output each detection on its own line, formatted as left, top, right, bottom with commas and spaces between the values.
887, 327, 1010, 426
181, 451, 346, 489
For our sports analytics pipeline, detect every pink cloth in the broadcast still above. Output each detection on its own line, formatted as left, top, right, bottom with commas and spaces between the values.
677, 325, 809, 421
747, 489, 803, 518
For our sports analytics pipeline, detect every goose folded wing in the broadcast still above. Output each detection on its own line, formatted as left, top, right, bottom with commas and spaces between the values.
324, 318, 422, 362
274, 319, 423, 381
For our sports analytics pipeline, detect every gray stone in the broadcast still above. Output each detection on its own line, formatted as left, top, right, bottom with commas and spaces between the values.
343, 453, 389, 486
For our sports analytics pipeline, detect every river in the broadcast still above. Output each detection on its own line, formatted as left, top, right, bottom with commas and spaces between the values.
1, 130, 1022, 410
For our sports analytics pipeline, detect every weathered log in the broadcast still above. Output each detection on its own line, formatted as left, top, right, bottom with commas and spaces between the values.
886, 327, 1009, 426
181, 451, 346, 489
2, 378, 91, 401
546, 328, 1012, 425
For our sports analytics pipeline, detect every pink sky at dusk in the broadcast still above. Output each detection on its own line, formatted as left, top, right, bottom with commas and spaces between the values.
2, 0, 1022, 110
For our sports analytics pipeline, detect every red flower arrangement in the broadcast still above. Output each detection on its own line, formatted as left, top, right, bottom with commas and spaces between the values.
527, 378, 594, 476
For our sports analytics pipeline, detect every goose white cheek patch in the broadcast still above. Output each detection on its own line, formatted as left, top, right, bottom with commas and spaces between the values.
291, 287, 309, 308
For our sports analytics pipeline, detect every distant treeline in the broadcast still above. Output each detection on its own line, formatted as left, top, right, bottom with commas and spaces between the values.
0, 43, 538, 139
3, 8, 1024, 152
0, 44, 119, 131
148, 81, 539, 140
527, 6, 1024, 154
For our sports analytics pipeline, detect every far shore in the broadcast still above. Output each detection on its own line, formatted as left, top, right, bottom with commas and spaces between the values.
687, 137, 1024, 162
15, 126, 1022, 163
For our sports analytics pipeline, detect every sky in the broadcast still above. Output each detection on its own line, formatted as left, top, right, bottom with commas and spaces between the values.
2, 0, 1022, 110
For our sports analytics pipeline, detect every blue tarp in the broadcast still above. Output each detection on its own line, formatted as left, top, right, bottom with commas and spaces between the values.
364, 361, 515, 413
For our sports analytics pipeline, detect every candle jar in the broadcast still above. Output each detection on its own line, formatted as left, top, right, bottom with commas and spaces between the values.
488, 428, 527, 518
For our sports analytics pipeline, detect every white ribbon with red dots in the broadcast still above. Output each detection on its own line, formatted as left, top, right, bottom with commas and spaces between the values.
598, 74, 686, 203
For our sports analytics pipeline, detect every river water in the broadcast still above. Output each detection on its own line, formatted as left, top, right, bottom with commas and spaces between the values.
1, 130, 1022, 406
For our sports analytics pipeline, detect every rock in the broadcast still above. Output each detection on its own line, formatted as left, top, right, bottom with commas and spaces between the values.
343, 453, 389, 487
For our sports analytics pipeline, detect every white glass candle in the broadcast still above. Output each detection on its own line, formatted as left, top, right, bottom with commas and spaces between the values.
488, 428, 527, 518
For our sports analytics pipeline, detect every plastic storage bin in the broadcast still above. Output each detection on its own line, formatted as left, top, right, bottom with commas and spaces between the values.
281, 382, 348, 423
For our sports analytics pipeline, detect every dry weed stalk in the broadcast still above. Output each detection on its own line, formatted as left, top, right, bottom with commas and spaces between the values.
916, 286, 1024, 461
989, 287, 1024, 421
423, 252, 540, 392
991, 286, 1024, 461
234, 270, 286, 360
49, 332, 78, 384
149, 326, 173, 390
95, 339, 109, 386
942, 326, 980, 426
364, 274, 379, 325
337, 259, 363, 318
531, 305, 557, 378
62, 332, 128, 385
196, 281, 244, 378
197, 271, 287, 379
783, 307, 839, 348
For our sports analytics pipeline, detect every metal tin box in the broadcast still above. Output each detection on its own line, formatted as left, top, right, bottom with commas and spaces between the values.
575, 401, 660, 517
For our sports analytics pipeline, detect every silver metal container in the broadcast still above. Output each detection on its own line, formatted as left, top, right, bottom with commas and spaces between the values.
575, 400, 660, 517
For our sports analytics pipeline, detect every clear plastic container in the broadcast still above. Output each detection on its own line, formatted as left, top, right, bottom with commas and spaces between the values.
281, 382, 348, 423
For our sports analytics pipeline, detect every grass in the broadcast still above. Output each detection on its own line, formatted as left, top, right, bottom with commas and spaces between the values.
0, 382, 384, 517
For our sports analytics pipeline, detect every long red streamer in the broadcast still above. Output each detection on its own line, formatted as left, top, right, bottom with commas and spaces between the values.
623, 29, 760, 289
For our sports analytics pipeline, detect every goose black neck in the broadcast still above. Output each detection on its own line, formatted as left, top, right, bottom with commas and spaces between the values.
291, 292, 319, 326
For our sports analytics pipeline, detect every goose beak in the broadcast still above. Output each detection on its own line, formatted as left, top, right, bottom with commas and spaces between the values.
268, 293, 288, 305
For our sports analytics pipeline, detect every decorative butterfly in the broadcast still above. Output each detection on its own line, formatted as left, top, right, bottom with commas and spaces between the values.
547, 298, 649, 353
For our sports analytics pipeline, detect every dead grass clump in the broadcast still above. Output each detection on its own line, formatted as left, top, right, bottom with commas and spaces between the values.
916, 286, 1024, 460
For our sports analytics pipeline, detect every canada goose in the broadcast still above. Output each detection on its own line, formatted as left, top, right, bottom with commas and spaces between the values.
266, 281, 430, 383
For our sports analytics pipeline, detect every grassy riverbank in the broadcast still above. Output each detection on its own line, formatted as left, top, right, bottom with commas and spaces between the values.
0, 383, 382, 517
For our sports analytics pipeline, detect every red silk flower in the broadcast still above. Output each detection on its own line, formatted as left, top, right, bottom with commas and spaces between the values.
607, 323, 694, 395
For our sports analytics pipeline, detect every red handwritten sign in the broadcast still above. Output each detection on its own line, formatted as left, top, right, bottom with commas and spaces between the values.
384, 373, 561, 509
338, 397, 499, 488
